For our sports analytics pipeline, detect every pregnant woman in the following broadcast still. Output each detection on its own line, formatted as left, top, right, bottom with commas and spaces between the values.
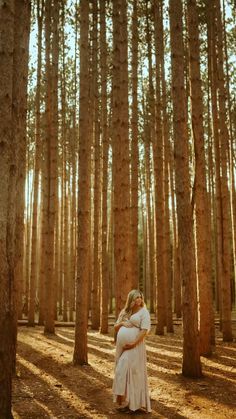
112, 289, 151, 413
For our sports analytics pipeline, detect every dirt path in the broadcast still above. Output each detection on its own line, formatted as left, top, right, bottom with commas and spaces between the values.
12, 324, 236, 418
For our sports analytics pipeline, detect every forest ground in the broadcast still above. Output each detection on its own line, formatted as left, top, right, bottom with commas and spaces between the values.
12, 318, 236, 419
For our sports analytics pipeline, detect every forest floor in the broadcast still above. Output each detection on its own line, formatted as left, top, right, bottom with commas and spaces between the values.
12, 320, 236, 419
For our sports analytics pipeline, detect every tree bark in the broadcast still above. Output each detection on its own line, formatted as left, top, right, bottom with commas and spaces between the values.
91, 0, 101, 330
0, 0, 30, 415
187, 0, 213, 356
28, 0, 43, 327
130, 0, 139, 289
73, 0, 91, 365
169, 0, 202, 378
112, 0, 132, 314
100, 0, 109, 334
44, 0, 59, 334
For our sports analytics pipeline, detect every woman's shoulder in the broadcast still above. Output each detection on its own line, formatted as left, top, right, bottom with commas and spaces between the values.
141, 306, 150, 316
141, 305, 149, 312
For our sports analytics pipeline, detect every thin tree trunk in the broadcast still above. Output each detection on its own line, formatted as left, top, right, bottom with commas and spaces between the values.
44, 0, 59, 334
215, 0, 233, 341
38, 149, 47, 325
73, 0, 91, 365
28, 0, 43, 327
169, 0, 202, 378
153, 0, 166, 335
159, 0, 173, 333
91, 0, 101, 330
0, 2, 15, 416
130, 0, 139, 288
170, 153, 181, 318
112, 0, 131, 314
187, 0, 213, 356
100, 0, 109, 334
207, 2, 222, 323
222, 0, 236, 291
0, 0, 30, 414
145, 5, 156, 314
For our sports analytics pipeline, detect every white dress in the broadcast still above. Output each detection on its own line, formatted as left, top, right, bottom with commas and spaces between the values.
112, 307, 151, 412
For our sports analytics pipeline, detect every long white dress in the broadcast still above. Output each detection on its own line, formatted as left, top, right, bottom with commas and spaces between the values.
112, 307, 151, 412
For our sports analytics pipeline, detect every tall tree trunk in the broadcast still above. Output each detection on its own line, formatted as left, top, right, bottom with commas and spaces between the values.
171, 155, 182, 318
144, 128, 155, 313
222, 0, 236, 290
38, 149, 47, 325
100, 0, 109, 334
91, 0, 101, 330
13, 0, 31, 372
154, 0, 166, 335
0, 3, 15, 413
207, 0, 233, 341
145, 4, 156, 314
61, 11, 69, 322
28, 0, 43, 327
159, 0, 173, 333
44, 0, 59, 334
14, 0, 31, 329
206, 91, 216, 344
215, 0, 233, 341
207, 1, 223, 323
169, 0, 202, 378
0, 0, 30, 414
73, 0, 91, 365
130, 0, 139, 289
112, 0, 131, 314
187, 0, 213, 356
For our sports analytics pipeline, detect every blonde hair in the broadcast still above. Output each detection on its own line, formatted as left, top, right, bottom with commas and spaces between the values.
114, 290, 145, 342
119, 289, 145, 321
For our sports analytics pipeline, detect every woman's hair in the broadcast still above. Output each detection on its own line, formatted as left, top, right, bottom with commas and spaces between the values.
114, 289, 145, 342
119, 289, 145, 320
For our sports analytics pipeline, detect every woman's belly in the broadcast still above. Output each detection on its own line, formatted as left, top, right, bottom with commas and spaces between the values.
117, 326, 140, 347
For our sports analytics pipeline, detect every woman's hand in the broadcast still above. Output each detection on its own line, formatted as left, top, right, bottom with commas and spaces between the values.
123, 342, 137, 350
123, 330, 148, 350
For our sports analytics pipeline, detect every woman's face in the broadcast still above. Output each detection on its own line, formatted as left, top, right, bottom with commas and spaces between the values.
133, 294, 142, 306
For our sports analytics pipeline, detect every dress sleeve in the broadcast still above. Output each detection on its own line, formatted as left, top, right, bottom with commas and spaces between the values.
140, 308, 151, 331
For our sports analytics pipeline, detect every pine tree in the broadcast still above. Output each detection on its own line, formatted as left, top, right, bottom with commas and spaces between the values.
169, 0, 202, 377
73, 0, 91, 364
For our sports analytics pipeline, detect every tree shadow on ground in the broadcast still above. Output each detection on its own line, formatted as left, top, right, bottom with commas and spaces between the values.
13, 326, 236, 418
13, 361, 91, 418
15, 338, 185, 419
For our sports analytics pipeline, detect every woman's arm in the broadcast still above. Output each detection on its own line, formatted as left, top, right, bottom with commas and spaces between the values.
123, 329, 148, 350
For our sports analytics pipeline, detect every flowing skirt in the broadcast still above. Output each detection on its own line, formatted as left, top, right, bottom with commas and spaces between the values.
112, 326, 151, 412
